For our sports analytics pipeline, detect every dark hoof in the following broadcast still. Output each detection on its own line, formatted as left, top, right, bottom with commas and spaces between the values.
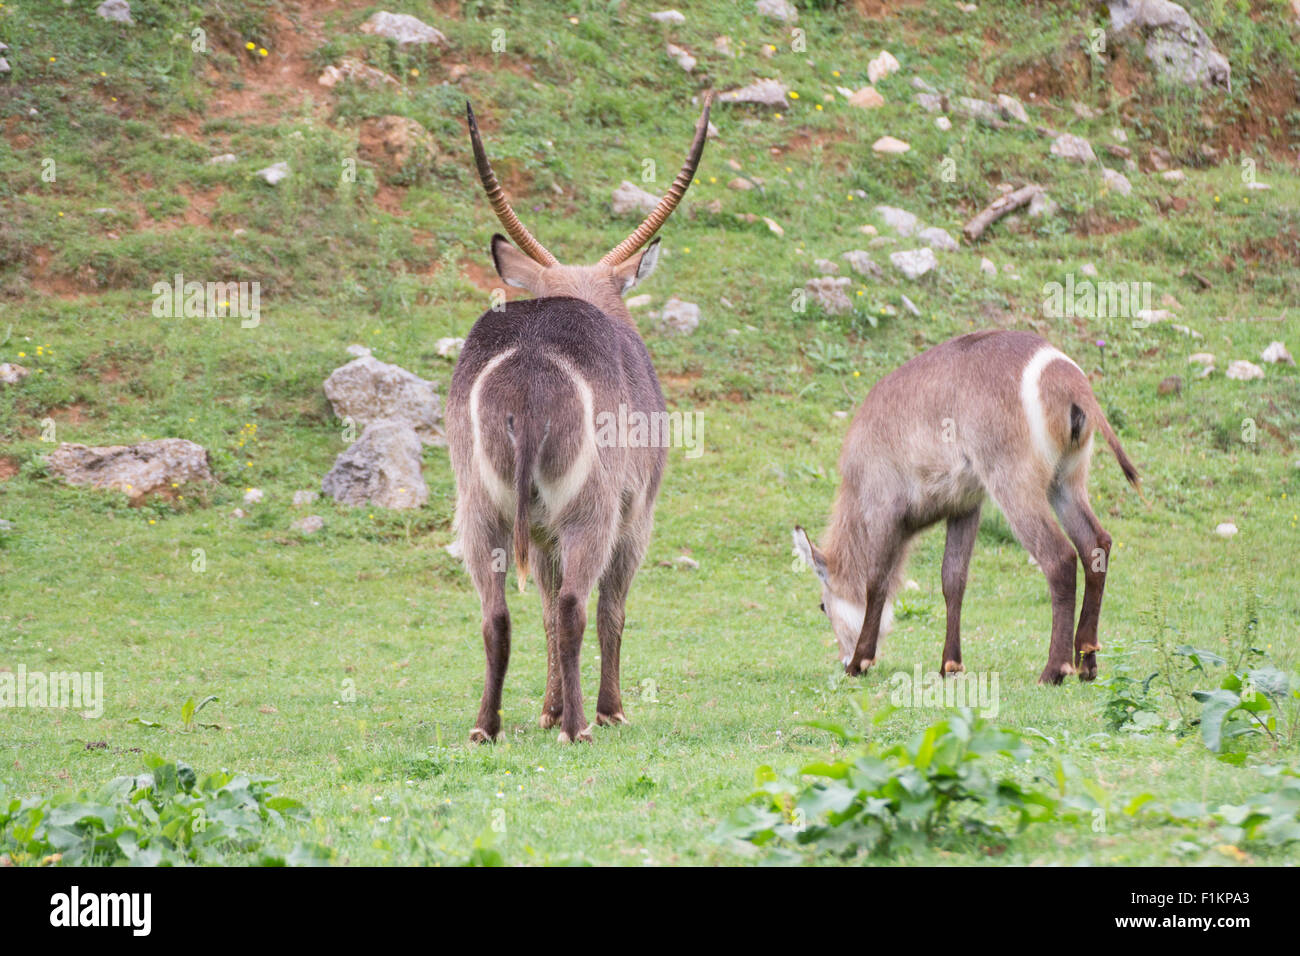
1037, 662, 1076, 686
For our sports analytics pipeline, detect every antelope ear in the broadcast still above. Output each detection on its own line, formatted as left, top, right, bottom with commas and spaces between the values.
491, 234, 544, 290
792, 526, 829, 583
612, 238, 661, 295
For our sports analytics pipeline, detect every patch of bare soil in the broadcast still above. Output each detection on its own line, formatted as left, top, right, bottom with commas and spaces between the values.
27, 247, 99, 299
0, 457, 19, 481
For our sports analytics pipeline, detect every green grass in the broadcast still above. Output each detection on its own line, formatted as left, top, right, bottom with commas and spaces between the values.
1, 0, 1298, 865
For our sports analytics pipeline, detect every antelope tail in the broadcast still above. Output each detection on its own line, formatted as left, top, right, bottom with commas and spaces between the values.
509, 415, 538, 593
1080, 393, 1140, 488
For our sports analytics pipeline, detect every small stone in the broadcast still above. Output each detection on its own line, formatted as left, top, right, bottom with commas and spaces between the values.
661, 297, 701, 335
918, 226, 958, 252
848, 86, 885, 109
996, 94, 1029, 123
804, 277, 853, 315
435, 337, 464, 359
841, 250, 882, 278
1157, 376, 1182, 396
875, 205, 919, 236
979, 258, 997, 278
665, 42, 695, 72
1225, 360, 1264, 381
719, 79, 789, 106
756, 0, 798, 21
611, 181, 660, 215
649, 9, 686, 23
727, 177, 754, 191
1245, 181, 1271, 191
763, 217, 784, 237
1028, 192, 1059, 218
293, 515, 325, 534
243, 488, 264, 505
0, 363, 31, 385
889, 248, 938, 280
1112, 127, 1129, 143
1051, 133, 1095, 163
1261, 341, 1294, 365
1148, 147, 1171, 171
626, 294, 653, 309
208, 153, 237, 165
957, 97, 1001, 123
96, 0, 134, 24
256, 162, 289, 185
1188, 353, 1215, 366
675, 555, 700, 570
900, 294, 921, 316
1161, 169, 1186, 182
814, 258, 839, 274
867, 50, 900, 84
1080, 262, 1099, 277
934, 116, 952, 131
872, 136, 910, 154
913, 92, 944, 112
1214, 522, 1238, 538
360, 11, 446, 46
1103, 167, 1133, 196
292, 490, 319, 508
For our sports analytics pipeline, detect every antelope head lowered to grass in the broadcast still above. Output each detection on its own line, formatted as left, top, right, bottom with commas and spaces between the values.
793, 330, 1140, 685
447, 95, 712, 744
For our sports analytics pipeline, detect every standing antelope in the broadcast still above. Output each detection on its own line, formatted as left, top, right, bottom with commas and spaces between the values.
447, 96, 712, 744
792, 330, 1139, 685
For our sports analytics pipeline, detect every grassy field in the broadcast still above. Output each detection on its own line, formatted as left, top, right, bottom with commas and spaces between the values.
1, 0, 1298, 865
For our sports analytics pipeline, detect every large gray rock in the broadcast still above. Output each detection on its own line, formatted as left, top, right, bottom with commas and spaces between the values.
1109, 0, 1230, 90
46, 438, 212, 498
322, 420, 428, 509
360, 11, 446, 46
323, 355, 442, 445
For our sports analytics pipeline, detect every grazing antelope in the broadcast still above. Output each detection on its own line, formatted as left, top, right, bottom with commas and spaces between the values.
792, 330, 1139, 685
447, 96, 712, 743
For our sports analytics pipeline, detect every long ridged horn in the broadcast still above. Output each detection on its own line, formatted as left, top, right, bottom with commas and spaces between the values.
466, 102, 558, 267
599, 92, 714, 266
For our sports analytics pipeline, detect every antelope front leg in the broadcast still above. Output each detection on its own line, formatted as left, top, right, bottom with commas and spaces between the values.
940, 507, 981, 676
847, 583, 889, 676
